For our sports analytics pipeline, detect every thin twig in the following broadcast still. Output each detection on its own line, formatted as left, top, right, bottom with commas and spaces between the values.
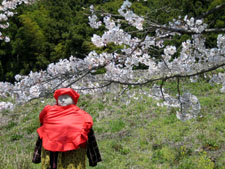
73, 82, 112, 91
177, 77, 182, 113
65, 65, 107, 88
119, 85, 129, 97
160, 79, 165, 101
128, 31, 149, 57
197, 3, 225, 19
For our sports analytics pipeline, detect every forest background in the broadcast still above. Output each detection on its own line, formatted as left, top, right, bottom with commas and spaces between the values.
0, 0, 225, 82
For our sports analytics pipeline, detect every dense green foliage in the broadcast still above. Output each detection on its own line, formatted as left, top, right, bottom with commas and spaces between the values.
0, 0, 225, 82
0, 0, 104, 81
0, 79, 224, 168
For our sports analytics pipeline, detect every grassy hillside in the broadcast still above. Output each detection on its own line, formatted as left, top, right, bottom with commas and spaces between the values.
0, 79, 225, 169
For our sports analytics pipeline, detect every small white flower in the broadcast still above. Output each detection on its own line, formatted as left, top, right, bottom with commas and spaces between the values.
4, 36, 10, 42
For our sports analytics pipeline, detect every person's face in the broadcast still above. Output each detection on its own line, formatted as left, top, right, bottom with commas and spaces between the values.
58, 94, 74, 106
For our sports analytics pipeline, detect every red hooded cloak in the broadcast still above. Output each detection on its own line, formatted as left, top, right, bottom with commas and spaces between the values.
37, 88, 93, 152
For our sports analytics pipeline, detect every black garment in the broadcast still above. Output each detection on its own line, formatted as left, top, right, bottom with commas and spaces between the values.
87, 128, 102, 166
32, 128, 102, 167
50, 152, 58, 169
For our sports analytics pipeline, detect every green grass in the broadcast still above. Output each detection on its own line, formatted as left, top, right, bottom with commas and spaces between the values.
0, 79, 225, 169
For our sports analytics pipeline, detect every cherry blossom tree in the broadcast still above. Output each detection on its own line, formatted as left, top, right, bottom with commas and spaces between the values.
1, 0, 225, 121
0, 0, 31, 42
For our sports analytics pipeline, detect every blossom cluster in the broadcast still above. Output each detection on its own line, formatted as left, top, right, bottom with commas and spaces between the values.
119, 84, 201, 121
91, 15, 136, 48
169, 15, 208, 33
148, 85, 201, 121
88, 5, 102, 29
118, 0, 144, 30
0, 0, 29, 42
0, 101, 14, 112
0, 55, 107, 109
209, 72, 225, 93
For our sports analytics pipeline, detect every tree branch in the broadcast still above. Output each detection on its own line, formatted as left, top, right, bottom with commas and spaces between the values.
72, 81, 112, 91
145, 22, 225, 34
197, 3, 225, 19
106, 62, 225, 86
64, 64, 107, 88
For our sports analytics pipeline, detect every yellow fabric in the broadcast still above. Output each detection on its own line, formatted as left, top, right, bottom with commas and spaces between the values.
41, 147, 86, 169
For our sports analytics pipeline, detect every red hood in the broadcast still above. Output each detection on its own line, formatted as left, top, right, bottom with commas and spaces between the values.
54, 88, 80, 105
